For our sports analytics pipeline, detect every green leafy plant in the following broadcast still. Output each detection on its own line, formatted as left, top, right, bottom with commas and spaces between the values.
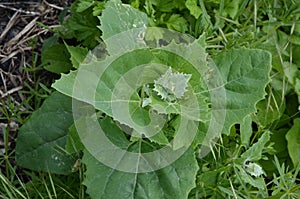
15, 0, 272, 198
12, 0, 300, 198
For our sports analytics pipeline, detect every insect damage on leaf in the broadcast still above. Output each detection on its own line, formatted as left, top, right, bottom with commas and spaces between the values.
153, 67, 192, 101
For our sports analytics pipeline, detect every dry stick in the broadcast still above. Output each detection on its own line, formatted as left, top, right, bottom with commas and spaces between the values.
15, 29, 48, 48
2, 26, 52, 63
0, 2, 39, 5
1, 86, 23, 98
0, 47, 32, 63
43, 0, 64, 10
6, 17, 39, 46
0, 11, 19, 43
0, 70, 7, 92
0, 4, 40, 15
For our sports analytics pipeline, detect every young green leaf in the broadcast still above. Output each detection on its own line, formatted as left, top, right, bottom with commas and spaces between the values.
148, 0, 185, 12
185, 0, 202, 19
76, 0, 95, 12
223, 0, 242, 19
153, 67, 191, 101
59, 2, 101, 48
65, 123, 85, 154
163, 14, 188, 32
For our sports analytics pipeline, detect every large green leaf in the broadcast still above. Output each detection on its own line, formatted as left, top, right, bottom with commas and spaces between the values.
82, 118, 198, 199
16, 92, 76, 174
53, 1, 272, 150
286, 118, 300, 167
212, 49, 272, 135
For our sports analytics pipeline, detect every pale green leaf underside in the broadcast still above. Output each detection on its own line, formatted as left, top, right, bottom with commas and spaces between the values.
240, 115, 252, 147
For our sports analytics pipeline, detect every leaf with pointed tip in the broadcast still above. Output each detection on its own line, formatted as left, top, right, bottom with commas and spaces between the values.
240, 115, 252, 147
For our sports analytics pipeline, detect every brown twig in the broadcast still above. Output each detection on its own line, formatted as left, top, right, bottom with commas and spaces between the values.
0, 4, 40, 15
6, 17, 39, 47
0, 70, 7, 92
15, 29, 48, 48
1, 86, 23, 98
0, 47, 32, 64
43, 0, 65, 11
0, 12, 20, 43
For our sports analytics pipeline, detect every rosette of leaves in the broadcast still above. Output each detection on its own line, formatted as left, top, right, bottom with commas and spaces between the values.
16, 0, 272, 198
